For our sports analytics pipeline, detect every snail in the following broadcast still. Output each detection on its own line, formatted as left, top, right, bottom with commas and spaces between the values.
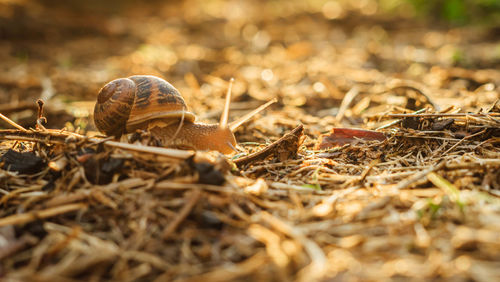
93, 75, 275, 154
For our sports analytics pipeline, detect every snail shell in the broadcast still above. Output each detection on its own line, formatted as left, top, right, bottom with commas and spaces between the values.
94, 75, 195, 136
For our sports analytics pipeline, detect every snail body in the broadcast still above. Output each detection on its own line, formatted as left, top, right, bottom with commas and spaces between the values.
94, 75, 272, 154
148, 121, 236, 153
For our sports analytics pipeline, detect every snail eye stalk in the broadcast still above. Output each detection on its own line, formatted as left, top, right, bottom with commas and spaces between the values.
219, 78, 234, 129
229, 98, 277, 132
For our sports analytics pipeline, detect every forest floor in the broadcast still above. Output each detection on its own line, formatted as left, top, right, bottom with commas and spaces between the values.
1, 1, 499, 281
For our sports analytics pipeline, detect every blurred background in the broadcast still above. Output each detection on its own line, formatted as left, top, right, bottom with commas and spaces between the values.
0, 0, 499, 132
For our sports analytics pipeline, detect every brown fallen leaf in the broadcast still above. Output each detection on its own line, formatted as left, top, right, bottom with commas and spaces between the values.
315, 128, 386, 150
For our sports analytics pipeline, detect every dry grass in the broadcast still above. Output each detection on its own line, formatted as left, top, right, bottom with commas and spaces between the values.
1, 103, 498, 281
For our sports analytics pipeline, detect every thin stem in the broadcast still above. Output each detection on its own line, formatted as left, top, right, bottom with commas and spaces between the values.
0, 113, 27, 131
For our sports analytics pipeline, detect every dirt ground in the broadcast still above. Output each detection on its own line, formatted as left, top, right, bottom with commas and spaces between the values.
1, 0, 499, 281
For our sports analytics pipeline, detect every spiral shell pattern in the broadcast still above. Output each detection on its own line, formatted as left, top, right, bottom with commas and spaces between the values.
94, 78, 136, 136
93, 75, 196, 136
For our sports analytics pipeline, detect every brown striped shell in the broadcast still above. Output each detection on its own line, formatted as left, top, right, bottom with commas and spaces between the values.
93, 75, 196, 136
